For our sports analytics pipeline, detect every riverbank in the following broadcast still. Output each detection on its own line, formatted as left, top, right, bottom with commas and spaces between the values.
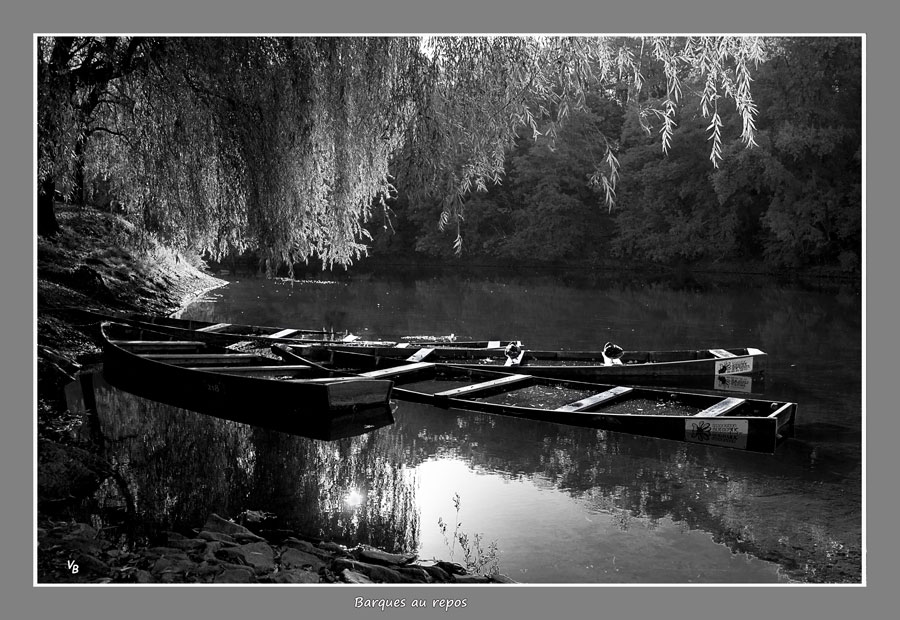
38, 512, 513, 584
37, 206, 228, 433
37, 206, 514, 584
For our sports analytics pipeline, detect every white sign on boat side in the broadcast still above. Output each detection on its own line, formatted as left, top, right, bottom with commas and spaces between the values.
714, 356, 754, 375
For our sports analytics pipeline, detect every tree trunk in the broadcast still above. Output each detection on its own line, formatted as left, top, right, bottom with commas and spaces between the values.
38, 178, 60, 237
73, 138, 86, 206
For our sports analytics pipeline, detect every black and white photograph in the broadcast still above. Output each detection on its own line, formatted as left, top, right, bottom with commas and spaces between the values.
34, 33, 863, 591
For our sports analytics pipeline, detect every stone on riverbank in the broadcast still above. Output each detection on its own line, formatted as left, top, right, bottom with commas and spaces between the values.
198, 530, 237, 544
353, 546, 417, 566
36, 515, 517, 584
202, 514, 267, 543
341, 569, 374, 584
280, 548, 326, 572
263, 569, 321, 584
214, 567, 256, 584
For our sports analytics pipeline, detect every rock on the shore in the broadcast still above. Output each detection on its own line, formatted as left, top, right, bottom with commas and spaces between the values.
264, 569, 323, 584
37, 514, 517, 585
202, 513, 267, 543
353, 546, 417, 566
280, 548, 326, 572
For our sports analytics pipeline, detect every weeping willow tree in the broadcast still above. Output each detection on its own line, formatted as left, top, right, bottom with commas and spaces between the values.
37, 35, 767, 267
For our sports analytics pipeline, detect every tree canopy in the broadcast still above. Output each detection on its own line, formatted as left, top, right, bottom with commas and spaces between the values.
38, 35, 772, 268
379, 36, 860, 271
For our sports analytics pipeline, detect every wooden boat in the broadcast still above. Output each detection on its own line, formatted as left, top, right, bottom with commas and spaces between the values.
81, 309, 516, 350
66, 369, 396, 441
274, 346, 796, 453
292, 343, 767, 393
99, 322, 395, 432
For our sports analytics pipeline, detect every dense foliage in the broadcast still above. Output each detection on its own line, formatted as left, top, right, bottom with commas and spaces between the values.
38, 35, 779, 270
387, 37, 861, 271
711, 37, 862, 270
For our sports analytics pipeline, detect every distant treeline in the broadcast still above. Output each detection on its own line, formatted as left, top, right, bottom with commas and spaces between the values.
368, 37, 861, 273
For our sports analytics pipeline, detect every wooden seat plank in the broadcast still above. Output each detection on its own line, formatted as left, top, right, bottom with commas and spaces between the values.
406, 348, 435, 362
709, 349, 737, 358
111, 339, 207, 347
359, 362, 435, 379
767, 402, 793, 419
195, 323, 232, 333
185, 364, 311, 375
267, 328, 300, 339
434, 374, 531, 398
693, 397, 746, 417
140, 353, 265, 366
140, 353, 261, 359
555, 386, 634, 412
285, 376, 378, 383
111, 340, 206, 353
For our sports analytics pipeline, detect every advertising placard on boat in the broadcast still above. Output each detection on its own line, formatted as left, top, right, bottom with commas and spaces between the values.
685, 419, 749, 449
714, 356, 754, 375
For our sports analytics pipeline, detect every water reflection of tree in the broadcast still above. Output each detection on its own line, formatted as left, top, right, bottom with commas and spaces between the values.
92, 379, 256, 537
245, 426, 417, 552
391, 403, 860, 582
90, 379, 419, 552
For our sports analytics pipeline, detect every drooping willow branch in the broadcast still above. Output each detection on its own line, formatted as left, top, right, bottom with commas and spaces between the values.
40, 35, 768, 264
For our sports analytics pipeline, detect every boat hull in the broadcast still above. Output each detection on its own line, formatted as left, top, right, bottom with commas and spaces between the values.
298, 345, 767, 390
276, 347, 796, 454
100, 323, 394, 432
436, 390, 790, 453
71, 369, 395, 440
83, 310, 514, 350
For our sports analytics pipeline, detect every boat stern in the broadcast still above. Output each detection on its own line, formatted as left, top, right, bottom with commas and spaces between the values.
326, 378, 394, 409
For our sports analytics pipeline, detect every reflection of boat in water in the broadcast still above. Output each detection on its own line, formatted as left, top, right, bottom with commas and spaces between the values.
299, 405, 396, 440
276, 346, 796, 454
67, 370, 396, 441
98, 321, 394, 433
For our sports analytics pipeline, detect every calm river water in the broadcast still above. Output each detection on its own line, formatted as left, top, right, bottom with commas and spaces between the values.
89, 268, 863, 584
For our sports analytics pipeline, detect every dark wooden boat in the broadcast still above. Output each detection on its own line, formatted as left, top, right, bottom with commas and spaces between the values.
293, 344, 767, 392
84, 310, 516, 350
275, 346, 796, 453
66, 369, 396, 440
99, 322, 395, 431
